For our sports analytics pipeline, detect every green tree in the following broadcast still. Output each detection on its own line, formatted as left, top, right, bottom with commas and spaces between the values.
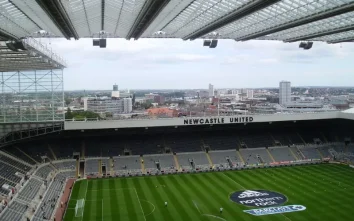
65, 107, 73, 119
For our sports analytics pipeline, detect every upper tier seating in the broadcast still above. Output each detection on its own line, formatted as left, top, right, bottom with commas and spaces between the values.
165, 134, 201, 153
240, 134, 274, 149
203, 132, 238, 150
0, 153, 30, 173
0, 163, 22, 184
2, 146, 37, 165
53, 160, 76, 170
35, 165, 55, 179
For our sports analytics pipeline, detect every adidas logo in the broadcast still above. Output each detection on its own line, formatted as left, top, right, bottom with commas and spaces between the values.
238, 190, 269, 198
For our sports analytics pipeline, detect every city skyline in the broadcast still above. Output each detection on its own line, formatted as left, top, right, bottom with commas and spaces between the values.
39, 38, 354, 90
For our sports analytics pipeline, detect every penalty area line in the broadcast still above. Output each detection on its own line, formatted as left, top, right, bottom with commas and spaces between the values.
221, 173, 246, 189
140, 199, 156, 217
134, 188, 147, 221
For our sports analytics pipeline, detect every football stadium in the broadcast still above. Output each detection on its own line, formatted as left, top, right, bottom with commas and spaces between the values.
1, 0, 354, 221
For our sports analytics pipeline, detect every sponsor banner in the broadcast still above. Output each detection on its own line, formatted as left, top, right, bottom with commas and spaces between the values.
279, 161, 290, 164
183, 116, 254, 125
230, 190, 287, 207
270, 162, 279, 165
295, 159, 311, 163
349, 165, 354, 169
244, 205, 306, 216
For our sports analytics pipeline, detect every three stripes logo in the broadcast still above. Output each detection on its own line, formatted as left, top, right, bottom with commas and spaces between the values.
238, 190, 269, 198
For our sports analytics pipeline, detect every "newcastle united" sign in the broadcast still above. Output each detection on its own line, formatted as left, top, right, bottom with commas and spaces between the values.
183, 116, 254, 125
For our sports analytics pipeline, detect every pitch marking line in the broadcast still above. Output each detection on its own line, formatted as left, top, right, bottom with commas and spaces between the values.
134, 188, 147, 221
192, 200, 201, 214
140, 199, 156, 217
221, 173, 246, 189
102, 199, 104, 221
202, 214, 227, 221
88, 188, 135, 191
193, 200, 227, 221
281, 213, 293, 221
80, 179, 89, 221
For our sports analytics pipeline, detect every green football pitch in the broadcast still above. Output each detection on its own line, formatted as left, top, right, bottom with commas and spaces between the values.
63, 164, 354, 221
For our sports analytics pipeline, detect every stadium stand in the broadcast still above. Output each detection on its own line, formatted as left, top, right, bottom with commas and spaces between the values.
0, 163, 22, 184
0, 153, 31, 172
2, 146, 37, 165
298, 146, 322, 159
240, 133, 274, 149
271, 132, 291, 146
85, 159, 100, 174
208, 150, 239, 167
143, 154, 176, 173
287, 132, 304, 145
17, 178, 43, 202
177, 152, 210, 170
0, 177, 12, 195
0, 201, 27, 221
33, 173, 66, 220
268, 147, 296, 161
240, 148, 273, 164
53, 160, 76, 171
35, 165, 55, 179
165, 134, 202, 153
202, 131, 238, 150
113, 156, 141, 172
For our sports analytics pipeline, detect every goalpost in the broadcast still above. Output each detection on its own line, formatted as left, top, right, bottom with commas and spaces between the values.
75, 199, 85, 217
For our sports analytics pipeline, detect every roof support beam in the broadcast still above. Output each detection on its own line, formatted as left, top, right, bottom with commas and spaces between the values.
183, 0, 281, 41
35, 0, 79, 40
328, 36, 354, 44
0, 29, 18, 41
236, 2, 354, 41
285, 24, 354, 42
101, 0, 105, 31
126, 0, 170, 40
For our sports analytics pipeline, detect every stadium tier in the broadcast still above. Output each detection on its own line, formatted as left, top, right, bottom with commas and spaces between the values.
0, 118, 354, 220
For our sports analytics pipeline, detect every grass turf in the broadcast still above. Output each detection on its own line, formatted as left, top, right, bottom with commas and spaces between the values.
63, 164, 354, 221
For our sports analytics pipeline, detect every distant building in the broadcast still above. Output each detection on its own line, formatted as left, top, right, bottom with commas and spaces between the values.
247, 90, 254, 99
144, 93, 165, 104
147, 107, 177, 117
112, 84, 120, 98
279, 81, 291, 105
209, 84, 214, 97
83, 97, 132, 114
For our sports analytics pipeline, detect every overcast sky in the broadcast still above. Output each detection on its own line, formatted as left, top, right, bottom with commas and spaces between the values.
40, 38, 354, 91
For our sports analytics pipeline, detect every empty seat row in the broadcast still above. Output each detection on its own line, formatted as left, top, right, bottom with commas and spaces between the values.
18, 178, 43, 202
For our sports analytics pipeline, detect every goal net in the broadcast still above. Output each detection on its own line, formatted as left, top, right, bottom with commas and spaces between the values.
75, 199, 85, 217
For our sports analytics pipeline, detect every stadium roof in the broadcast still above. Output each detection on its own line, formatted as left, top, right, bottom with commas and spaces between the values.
0, 0, 353, 44
0, 38, 67, 72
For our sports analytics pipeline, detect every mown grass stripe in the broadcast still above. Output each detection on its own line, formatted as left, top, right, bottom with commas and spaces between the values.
120, 178, 138, 221
126, 178, 146, 221
143, 177, 176, 221
153, 175, 189, 221
108, 179, 119, 221
63, 164, 354, 221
